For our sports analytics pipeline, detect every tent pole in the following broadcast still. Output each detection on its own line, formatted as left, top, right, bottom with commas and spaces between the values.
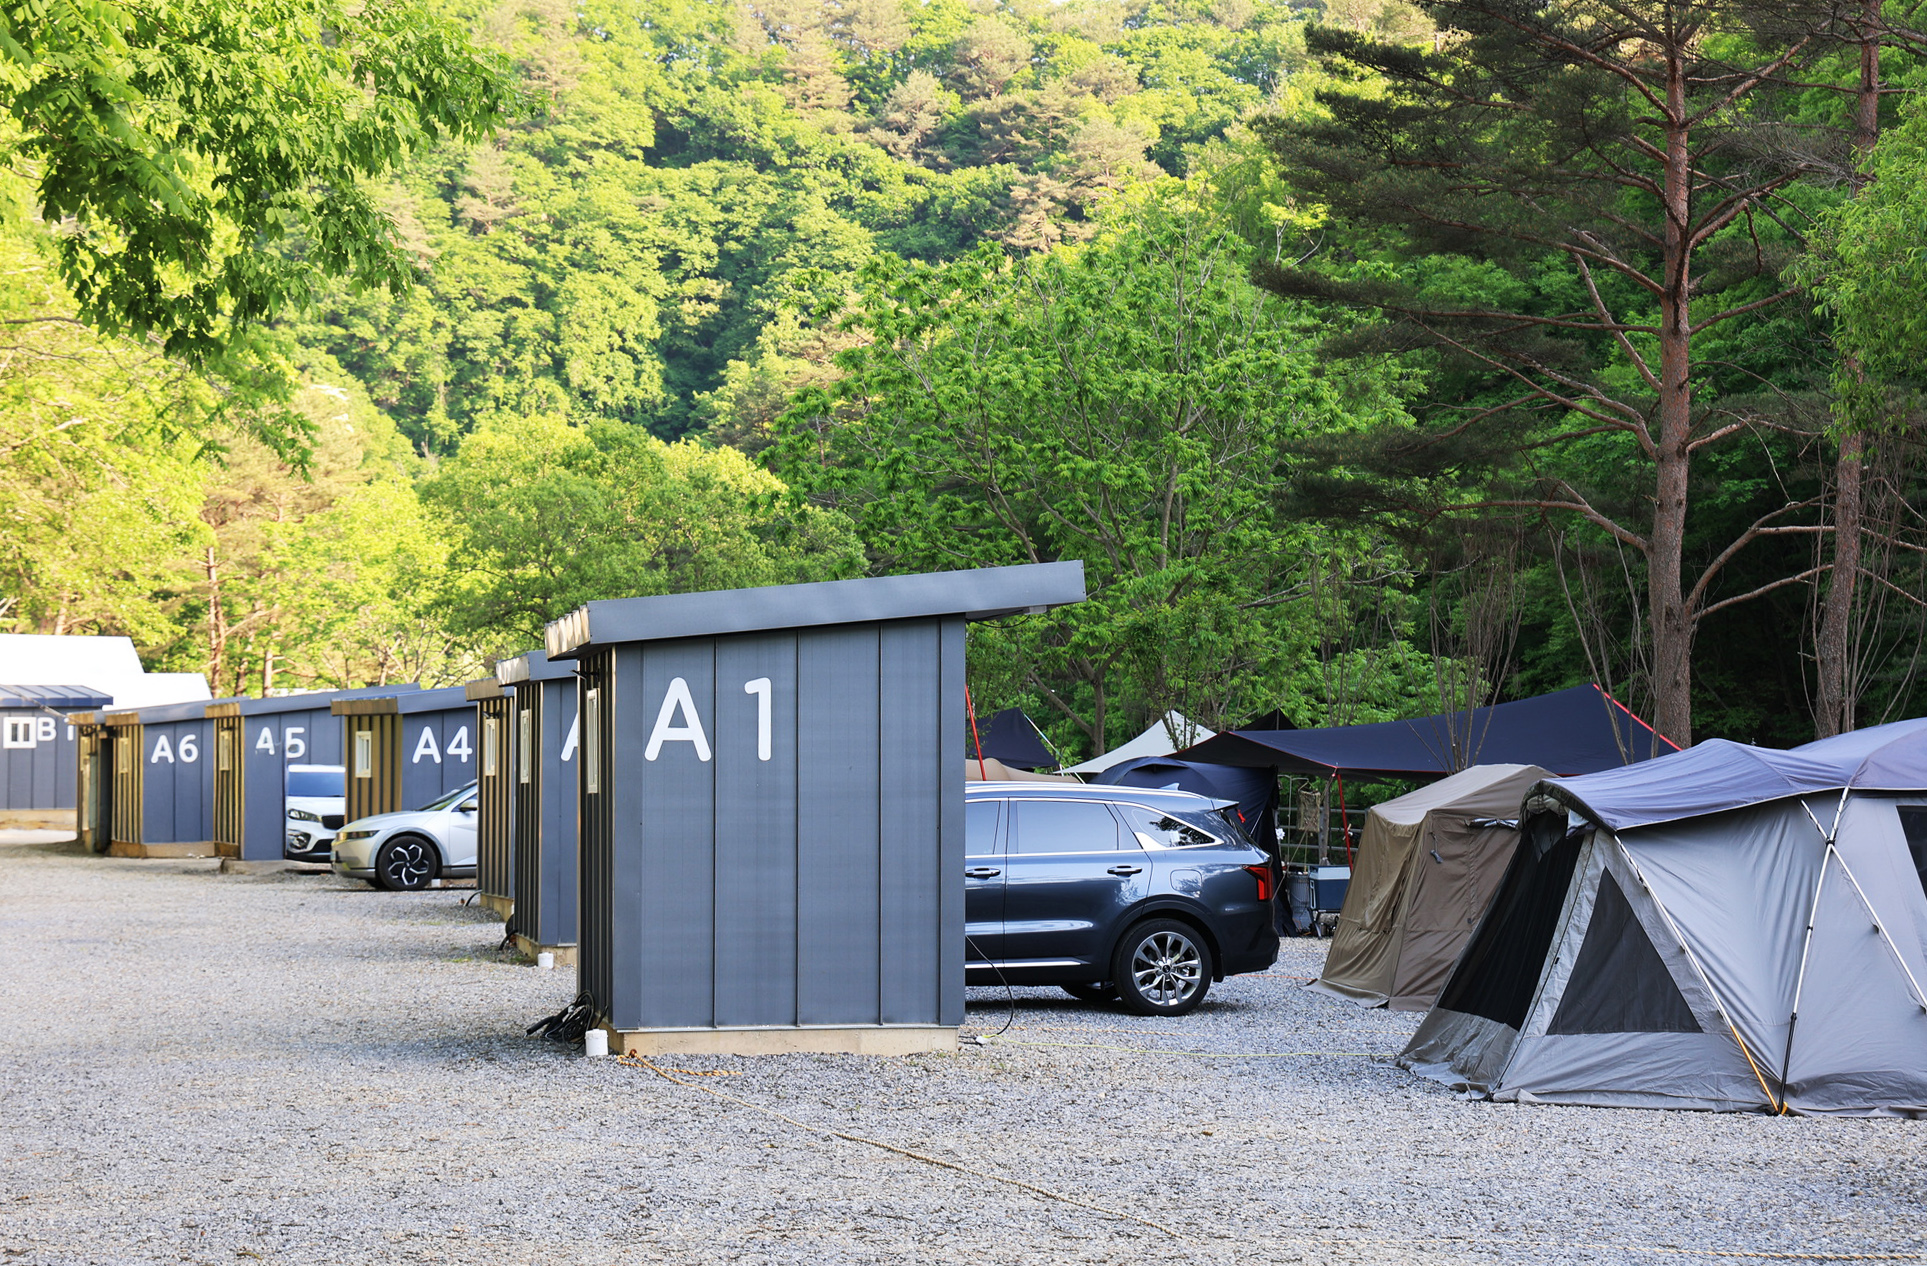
1779, 844, 1833, 1116
1617, 838, 1784, 1113
964, 686, 987, 782
1825, 844, 1927, 1013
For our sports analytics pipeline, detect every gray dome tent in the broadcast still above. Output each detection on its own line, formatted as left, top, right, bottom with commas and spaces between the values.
1310, 763, 1547, 1011
1401, 722, 1927, 1115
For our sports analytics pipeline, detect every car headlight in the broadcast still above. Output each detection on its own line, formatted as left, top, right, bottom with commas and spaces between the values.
288, 809, 321, 823
341, 829, 378, 841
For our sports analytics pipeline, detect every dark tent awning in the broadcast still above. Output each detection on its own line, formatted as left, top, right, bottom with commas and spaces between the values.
972, 707, 1054, 771
1178, 685, 1673, 780
0, 684, 113, 710
1093, 757, 1277, 845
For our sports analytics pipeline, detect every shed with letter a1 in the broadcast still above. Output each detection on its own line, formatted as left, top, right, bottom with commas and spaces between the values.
333, 685, 501, 824
546, 561, 1086, 1056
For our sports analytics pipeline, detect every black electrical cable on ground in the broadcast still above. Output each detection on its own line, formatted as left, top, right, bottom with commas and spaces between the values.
527, 991, 597, 1044
962, 935, 1016, 1044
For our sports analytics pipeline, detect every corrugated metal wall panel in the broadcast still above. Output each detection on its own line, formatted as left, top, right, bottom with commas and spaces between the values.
713, 633, 799, 1027
140, 718, 213, 844
878, 621, 940, 1025
796, 625, 883, 1027
636, 640, 718, 1029
0, 709, 80, 811
536, 677, 580, 947
238, 707, 341, 860
936, 618, 966, 1027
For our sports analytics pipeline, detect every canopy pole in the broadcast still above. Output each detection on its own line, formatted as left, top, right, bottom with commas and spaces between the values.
1334, 773, 1354, 866
1618, 838, 1784, 1113
1827, 843, 1927, 1013
964, 686, 987, 782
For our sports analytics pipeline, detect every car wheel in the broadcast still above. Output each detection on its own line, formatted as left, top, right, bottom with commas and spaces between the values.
374, 836, 438, 891
1111, 919, 1212, 1016
1061, 982, 1118, 1003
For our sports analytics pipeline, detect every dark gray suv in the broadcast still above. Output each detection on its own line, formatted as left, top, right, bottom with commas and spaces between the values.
964, 783, 1279, 1016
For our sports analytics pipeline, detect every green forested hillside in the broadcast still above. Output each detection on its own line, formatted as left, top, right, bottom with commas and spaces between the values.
285, 0, 1347, 448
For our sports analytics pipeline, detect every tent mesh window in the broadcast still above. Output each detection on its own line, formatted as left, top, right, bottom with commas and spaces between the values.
1898, 807, 1927, 903
1433, 814, 1584, 1029
1547, 871, 1700, 1035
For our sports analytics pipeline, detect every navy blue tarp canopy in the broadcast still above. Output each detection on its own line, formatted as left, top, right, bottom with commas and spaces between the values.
1539, 716, 1927, 833
1094, 757, 1277, 852
972, 707, 1055, 771
1179, 685, 1673, 780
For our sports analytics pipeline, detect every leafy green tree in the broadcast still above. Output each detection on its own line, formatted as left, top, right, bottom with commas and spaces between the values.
776, 190, 1422, 758
0, 0, 513, 373
422, 414, 864, 646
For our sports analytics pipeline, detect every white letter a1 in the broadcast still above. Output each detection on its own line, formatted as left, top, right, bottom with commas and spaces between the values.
645, 677, 711, 762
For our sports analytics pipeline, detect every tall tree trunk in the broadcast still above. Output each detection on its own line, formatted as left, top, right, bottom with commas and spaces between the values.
1651, 52, 1697, 748
1814, 2, 1881, 738
205, 548, 227, 697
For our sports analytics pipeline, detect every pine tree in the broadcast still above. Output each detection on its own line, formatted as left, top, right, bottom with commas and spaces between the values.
1255, 0, 1838, 745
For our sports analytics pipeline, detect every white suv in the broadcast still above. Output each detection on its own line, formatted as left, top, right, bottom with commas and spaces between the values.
330, 782, 479, 891
283, 764, 346, 862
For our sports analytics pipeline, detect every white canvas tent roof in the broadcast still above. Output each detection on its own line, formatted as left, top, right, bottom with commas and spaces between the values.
0, 634, 208, 709
1064, 712, 1213, 774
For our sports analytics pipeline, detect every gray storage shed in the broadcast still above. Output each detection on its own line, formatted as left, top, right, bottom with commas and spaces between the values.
89, 698, 233, 857
547, 561, 1086, 1056
333, 685, 502, 824
501, 651, 581, 963
207, 685, 419, 861
2, 684, 111, 825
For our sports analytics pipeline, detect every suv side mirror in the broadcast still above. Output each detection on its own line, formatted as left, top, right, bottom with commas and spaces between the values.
458, 802, 477, 814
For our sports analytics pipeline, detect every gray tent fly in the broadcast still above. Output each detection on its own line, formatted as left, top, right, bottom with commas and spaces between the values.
1401, 720, 1927, 1115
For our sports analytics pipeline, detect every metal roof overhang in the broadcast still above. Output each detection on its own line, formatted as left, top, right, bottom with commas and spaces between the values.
0, 684, 112, 710
545, 561, 1087, 659
331, 684, 499, 717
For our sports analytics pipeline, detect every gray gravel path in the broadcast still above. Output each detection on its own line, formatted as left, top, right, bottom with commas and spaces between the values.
1, 830, 1922, 1265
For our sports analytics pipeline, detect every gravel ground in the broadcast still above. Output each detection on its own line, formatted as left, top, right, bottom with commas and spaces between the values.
1, 830, 1923, 1266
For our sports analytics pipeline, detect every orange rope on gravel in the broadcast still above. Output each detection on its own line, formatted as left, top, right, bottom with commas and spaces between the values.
1258, 1236, 1922, 1262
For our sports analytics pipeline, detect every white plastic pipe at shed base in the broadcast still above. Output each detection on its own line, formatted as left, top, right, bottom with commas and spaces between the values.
583, 1029, 608, 1058
536, 951, 553, 970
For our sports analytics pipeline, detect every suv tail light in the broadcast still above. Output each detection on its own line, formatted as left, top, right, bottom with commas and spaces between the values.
1243, 864, 1273, 903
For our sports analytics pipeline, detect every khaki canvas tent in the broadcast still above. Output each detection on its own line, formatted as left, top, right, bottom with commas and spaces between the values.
1402, 724, 1927, 1115
964, 757, 1078, 784
1312, 763, 1547, 1011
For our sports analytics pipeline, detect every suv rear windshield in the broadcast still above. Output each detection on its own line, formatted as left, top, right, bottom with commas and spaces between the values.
285, 768, 344, 798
